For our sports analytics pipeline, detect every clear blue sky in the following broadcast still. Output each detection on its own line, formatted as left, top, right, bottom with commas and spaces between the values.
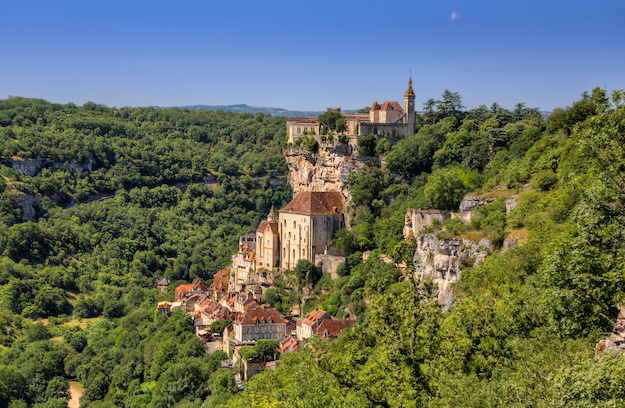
2, 0, 623, 111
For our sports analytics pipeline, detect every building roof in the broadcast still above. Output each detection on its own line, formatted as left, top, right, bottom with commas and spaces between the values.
380, 101, 403, 111
234, 305, 287, 325
405, 78, 415, 97
302, 308, 331, 327
371, 101, 402, 111
156, 278, 171, 286
279, 192, 344, 216
257, 220, 279, 235
315, 319, 355, 339
175, 277, 206, 299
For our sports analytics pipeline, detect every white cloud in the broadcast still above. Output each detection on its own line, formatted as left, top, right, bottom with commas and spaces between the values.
450, 10, 459, 21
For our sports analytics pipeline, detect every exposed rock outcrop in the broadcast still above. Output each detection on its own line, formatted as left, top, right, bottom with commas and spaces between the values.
8, 156, 94, 176
505, 196, 520, 213
11, 157, 44, 176
459, 195, 495, 223
596, 306, 625, 357
413, 233, 492, 310
283, 143, 367, 201
13, 194, 42, 221
403, 209, 452, 239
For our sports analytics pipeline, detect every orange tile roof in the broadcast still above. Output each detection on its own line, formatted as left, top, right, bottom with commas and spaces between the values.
302, 308, 331, 327
314, 319, 355, 339
280, 192, 344, 216
379, 101, 403, 111
235, 306, 287, 325
371, 102, 381, 111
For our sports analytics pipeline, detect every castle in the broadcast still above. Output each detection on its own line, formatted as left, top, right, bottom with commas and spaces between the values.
286, 78, 416, 142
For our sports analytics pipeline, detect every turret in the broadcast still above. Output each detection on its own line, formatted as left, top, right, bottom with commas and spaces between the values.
267, 205, 278, 222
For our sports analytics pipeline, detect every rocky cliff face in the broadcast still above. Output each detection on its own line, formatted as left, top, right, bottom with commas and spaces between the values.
459, 195, 495, 223
8, 157, 94, 176
284, 142, 368, 212
413, 233, 492, 310
403, 209, 452, 239
13, 194, 42, 221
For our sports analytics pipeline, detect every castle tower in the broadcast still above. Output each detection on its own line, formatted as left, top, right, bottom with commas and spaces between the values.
404, 77, 416, 136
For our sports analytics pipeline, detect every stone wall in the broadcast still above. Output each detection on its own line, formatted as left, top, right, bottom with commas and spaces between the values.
360, 122, 412, 139
403, 209, 452, 239
413, 233, 492, 310
315, 254, 347, 280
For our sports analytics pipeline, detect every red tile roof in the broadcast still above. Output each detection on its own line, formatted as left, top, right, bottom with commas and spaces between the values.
280, 192, 344, 216
379, 101, 403, 111
235, 305, 287, 325
302, 308, 331, 327
315, 319, 355, 339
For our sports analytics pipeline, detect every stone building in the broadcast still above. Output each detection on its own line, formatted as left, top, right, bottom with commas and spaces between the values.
233, 305, 288, 342
360, 78, 416, 138
296, 308, 355, 341
255, 206, 280, 270
286, 78, 416, 142
256, 192, 345, 271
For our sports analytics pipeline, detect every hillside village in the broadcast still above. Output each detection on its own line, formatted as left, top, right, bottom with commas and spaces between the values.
155, 78, 532, 381
153, 79, 425, 379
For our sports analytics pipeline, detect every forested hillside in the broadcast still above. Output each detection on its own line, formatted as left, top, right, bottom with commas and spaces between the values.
226, 89, 625, 408
1, 89, 625, 408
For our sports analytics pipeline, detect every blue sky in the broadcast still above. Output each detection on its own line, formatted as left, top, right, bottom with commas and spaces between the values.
1, 0, 623, 111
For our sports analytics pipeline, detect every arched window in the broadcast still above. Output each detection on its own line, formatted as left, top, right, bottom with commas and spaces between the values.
293, 221, 296, 229
293, 249, 295, 259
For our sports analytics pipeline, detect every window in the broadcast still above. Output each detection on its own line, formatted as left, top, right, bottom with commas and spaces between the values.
293, 249, 295, 259
293, 221, 296, 229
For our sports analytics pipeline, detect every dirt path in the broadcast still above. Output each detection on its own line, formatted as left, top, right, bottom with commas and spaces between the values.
68, 381, 84, 408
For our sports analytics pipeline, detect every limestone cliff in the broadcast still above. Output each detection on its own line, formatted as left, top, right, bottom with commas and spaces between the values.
283, 142, 368, 201
7, 156, 94, 176
413, 233, 492, 310
459, 195, 495, 223
13, 194, 42, 222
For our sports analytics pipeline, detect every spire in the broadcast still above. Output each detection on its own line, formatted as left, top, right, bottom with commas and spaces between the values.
405, 77, 415, 97
268, 205, 278, 222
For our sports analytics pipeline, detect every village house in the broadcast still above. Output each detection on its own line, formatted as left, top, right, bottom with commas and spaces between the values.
296, 308, 355, 341
233, 304, 287, 343
175, 277, 207, 302
209, 269, 230, 301
231, 246, 256, 290
155, 277, 171, 293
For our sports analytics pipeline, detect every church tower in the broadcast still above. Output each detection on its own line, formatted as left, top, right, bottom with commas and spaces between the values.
404, 77, 416, 136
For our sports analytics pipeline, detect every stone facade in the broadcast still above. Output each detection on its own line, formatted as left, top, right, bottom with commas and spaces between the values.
256, 192, 344, 272
233, 305, 287, 342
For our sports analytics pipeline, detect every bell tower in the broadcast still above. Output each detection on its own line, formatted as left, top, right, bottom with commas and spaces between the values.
404, 77, 416, 136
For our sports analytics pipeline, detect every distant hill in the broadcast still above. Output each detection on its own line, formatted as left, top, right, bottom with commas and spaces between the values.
157, 103, 552, 119
171, 104, 326, 117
